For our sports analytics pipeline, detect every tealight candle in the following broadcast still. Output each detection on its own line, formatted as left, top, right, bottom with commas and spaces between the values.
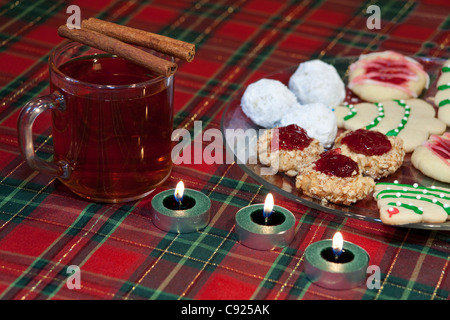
235, 193, 296, 251
304, 232, 370, 290
151, 181, 211, 233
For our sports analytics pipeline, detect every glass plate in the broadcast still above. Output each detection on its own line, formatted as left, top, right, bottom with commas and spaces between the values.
220, 56, 450, 230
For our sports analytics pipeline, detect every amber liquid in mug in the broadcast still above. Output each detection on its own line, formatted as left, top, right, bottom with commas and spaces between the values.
50, 55, 173, 202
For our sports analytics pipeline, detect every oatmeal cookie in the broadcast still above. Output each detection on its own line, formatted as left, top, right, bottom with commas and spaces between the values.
334, 129, 405, 180
258, 124, 323, 177
295, 150, 375, 205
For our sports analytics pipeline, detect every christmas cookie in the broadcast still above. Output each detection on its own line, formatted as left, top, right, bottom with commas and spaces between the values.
334, 129, 405, 180
288, 59, 345, 108
241, 78, 299, 128
348, 51, 429, 102
374, 182, 450, 225
295, 149, 375, 205
435, 59, 450, 126
334, 98, 446, 152
257, 124, 323, 176
411, 132, 450, 183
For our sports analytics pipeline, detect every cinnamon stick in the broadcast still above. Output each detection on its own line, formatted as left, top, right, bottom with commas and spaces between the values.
81, 17, 195, 62
57, 25, 177, 77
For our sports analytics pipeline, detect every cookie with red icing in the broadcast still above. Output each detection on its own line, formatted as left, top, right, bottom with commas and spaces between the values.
348, 51, 429, 103
295, 149, 375, 205
411, 132, 450, 183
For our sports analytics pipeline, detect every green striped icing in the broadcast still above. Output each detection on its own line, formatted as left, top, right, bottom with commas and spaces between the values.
385, 100, 410, 136
437, 83, 450, 91
438, 99, 450, 107
343, 103, 357, 120
365, 102, 385, 130
343, 100, 411, 136
375, 182, 450, 215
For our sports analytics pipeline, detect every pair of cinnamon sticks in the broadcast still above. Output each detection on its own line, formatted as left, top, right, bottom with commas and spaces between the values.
58, 18, 195, 76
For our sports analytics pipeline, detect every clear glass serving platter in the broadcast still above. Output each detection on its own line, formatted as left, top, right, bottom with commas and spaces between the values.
220, 56, 450, 230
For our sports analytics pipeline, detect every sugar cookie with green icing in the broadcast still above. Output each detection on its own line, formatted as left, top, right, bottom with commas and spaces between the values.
334, 99, 446, 152
434, 59, 450, 126
374, 182, 450, 225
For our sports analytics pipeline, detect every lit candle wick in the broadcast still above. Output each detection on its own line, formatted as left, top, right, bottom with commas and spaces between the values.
174, 181, 184, 209
263, 193, 274, 225
332, 232, 344, 261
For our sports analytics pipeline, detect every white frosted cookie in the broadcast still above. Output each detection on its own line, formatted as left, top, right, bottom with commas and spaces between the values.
348, 51, 429, 102
288, 59, 345, 108
411, 133, 450, 183
241, 78, 299, 128
435, 59, 450, 126
334, 99, 446, 153
374, 182, 450, 225
279, 102, 337, 148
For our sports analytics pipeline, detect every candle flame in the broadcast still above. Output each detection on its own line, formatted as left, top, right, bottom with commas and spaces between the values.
263, 193, 274, 218
174, 181, 184, 202
332, 232, 343, 258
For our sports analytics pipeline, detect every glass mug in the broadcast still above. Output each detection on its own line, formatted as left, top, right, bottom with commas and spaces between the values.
17, 41, 174, 203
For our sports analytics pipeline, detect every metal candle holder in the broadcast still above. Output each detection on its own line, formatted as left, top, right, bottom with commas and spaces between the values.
151, 185, 211, 234
304, 238, 370, 290
235, 202, 295, 251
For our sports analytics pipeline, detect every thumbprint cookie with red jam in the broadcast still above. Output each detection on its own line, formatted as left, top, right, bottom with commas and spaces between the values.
295, 149, 375, 205
334, 129, 405, 180
257, 124, 324, 177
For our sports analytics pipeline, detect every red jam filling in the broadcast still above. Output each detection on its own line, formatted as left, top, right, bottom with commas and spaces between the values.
314, 149, 359, 178
341, 129, 392, 156
272, 124, 312, 151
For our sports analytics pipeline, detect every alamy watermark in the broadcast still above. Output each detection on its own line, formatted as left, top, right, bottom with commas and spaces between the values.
366, 4, 381, 30
171, 121, 280, 175
66, 265, 81, 290
66, 5, 81, 29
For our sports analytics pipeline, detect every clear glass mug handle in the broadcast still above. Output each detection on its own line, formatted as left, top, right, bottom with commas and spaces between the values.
17, 91, 71, 179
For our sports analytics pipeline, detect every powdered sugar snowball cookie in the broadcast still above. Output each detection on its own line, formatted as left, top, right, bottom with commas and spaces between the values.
348, 51, 429, 102
434, 59, 450, 126
374, 182, 450, 225
411, 132, 450, 183
288, 59, 345, 108
279, 102, 337, 148
241, 78, 299, 128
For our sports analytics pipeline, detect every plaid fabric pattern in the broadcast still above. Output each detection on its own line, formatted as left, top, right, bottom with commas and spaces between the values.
0, 0, 449, 301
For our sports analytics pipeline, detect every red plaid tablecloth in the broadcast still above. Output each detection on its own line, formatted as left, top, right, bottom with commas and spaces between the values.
0, 0, 449, 302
